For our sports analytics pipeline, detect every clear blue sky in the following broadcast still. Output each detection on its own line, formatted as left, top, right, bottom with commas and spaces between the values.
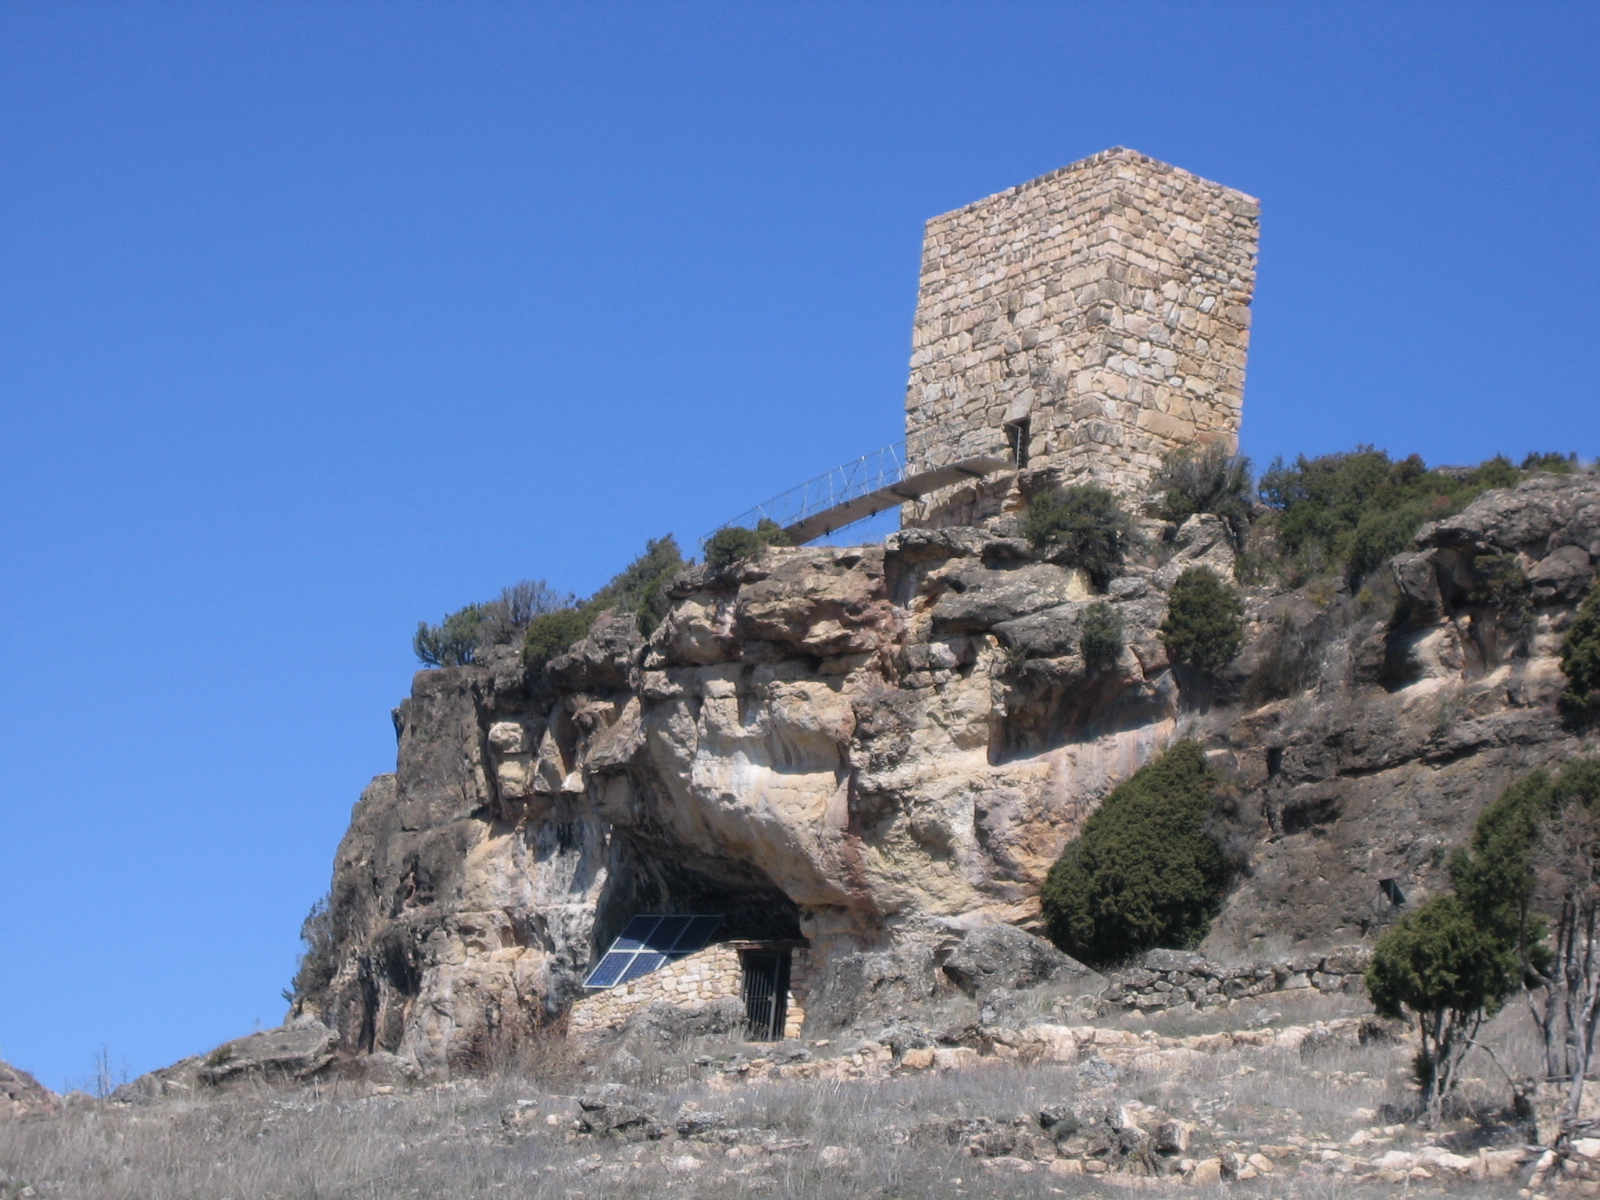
1, 2, 1595, 1089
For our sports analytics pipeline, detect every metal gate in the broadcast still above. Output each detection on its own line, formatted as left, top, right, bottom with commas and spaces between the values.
740, 951, 790, 1041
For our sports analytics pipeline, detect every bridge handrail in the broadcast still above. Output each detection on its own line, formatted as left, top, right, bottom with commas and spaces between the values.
708, 440, 911, 540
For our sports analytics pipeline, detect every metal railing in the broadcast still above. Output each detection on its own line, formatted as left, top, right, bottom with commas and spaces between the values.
713, 441, 913, 536
704, 431, 1014, 547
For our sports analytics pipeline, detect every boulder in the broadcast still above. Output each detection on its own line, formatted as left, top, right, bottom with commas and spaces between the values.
1141, 948, 1207, 973
616, 997, 745, 1047
0, 1058, 54, 1121
1420, 473, 1600, 558
1528, 543, 1596, 604
546, 608, 644, 693
932, 562, 1091, 631
941, 924, 1102, 997
576, 1084, 662, 1138
1155, 514, 1237, 589
674, 1104, 728, 1136
195, 1024, 337, 1088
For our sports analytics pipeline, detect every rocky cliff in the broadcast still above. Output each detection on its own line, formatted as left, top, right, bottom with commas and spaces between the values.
0, 1059, 54, 1121
298, 474, 1600, 1075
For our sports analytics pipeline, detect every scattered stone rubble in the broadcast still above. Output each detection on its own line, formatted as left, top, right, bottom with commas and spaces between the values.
538, 1013, 1538, 1192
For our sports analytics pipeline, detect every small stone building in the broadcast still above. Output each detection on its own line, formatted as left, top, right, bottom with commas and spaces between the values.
568, 938, 813, 1042
902, 146, 1259, 528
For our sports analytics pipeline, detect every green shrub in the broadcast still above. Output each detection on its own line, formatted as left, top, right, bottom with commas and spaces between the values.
1258, 447, 1518, 584
414, 580, 576, 667
1041, 742, 1229, 967
283, 894, 337, 1004
1469, 455, 1521, 490
413, 603, 491, 667
1153, 443, 1254, 549
591, 535, 684, 636
1562, 583, 1600, 723
522, 605, 596, 670
1160, 567, 1244, 676
1380, 760, 1600, 1119
1365, 893, 1520, 1122
1020, 485, 1132, 587
1345, 491, 1462, 583
499, 580, 577, 626
1446, 768, 1553, 946
705, 518, 791, 572
1243, 614, 1321, 702
1078, 601, 1123, 672
1522, 451, 1578, 474
1466, 552, 1532, 628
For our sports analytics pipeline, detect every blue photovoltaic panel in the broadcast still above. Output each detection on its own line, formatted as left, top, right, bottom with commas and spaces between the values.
583, 914, 725, 988
612, 916, 661, 951
583, 951, 633, 989
679, 915, 724, 953
645, 916, 692, 951
619, 952, 668, 983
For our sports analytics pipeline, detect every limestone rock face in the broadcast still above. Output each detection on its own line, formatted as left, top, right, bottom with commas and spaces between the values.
0, 1058, 53, 1120
940, 923, 1102, 998
296, 474, 1600, 1076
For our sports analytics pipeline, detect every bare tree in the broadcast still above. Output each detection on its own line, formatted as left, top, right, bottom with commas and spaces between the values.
1525, 799, 1600, 1127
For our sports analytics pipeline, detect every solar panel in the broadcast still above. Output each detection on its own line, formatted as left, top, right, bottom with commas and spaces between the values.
612, 915, 661, 951
619, 952, 669, 983
583, 951, 633, 989
671, 915, 723, 955
582, 914, 725, 988
645, 916, 692, 952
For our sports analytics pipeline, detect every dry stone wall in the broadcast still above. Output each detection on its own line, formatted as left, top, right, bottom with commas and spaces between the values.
568, 944, 813, 1041
903, 147, 1259, 528
1103, 947, 1372, 1014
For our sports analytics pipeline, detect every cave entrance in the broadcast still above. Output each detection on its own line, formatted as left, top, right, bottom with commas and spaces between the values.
740, 949, 791, 1041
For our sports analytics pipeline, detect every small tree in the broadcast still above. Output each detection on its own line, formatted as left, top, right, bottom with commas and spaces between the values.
500, 580, 579, 627
591, 535, 684, 636
1462, 759, 1600, 1129
284, 893, 338, 1005
1365, 893, 1521, 1125
1041, 742, 1230, 967
1153, 443, 1254, 550
1433, 759, 1600, 1135
1561, 584, 1600, 724
1079, 601, 1123, 672
413, 603, 490, 667
1160, 567, 1244, 676
1020, 485, 1133, 588
414, 580, 576, 667
1523, 451, 1578, 474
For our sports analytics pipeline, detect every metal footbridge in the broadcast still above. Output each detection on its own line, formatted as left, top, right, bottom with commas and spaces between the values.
707, 440, 1013, 547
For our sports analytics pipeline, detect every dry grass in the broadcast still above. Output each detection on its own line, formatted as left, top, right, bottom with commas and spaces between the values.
0, 1000, 1546, 1200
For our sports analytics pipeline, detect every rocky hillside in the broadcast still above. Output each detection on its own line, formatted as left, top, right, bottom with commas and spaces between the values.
296, 473, 1600, 1075
0, 1059, 54, 1122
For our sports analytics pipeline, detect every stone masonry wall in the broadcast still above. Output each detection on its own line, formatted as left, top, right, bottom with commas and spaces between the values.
568, 944, 813, 1041
902, 147, 1259, 528
1102, 947, 1372, 1015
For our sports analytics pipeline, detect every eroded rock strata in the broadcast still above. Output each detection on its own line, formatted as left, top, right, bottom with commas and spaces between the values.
298, 474, 1600, 1075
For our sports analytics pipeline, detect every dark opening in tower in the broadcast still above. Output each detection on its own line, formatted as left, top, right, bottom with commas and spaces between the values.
740, 949, 791, 1041
1004, 417, 1031, 469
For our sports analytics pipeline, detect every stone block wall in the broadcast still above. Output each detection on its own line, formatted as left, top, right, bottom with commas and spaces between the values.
902, 147, 1259, 528
567, 943, 813, 1041
1102, 947, 1371, 1014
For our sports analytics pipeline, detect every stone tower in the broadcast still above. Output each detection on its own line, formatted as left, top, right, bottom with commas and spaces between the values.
901, 147, 1259, 529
